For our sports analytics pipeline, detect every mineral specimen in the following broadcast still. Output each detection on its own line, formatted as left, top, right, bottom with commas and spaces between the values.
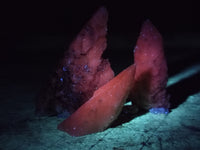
58, 65, 135, 136
35, 7, 114, 116
131, 20, 169, 110
35, 5, 170, 136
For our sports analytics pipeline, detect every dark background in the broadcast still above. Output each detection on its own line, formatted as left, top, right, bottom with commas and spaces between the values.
1, 1, 199, 49
1, 0, 200, 86
1, 1, 199, 36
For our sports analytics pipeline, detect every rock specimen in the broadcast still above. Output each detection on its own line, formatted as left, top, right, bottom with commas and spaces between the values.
131, 20, 169, 110
57, 20, 170, 136
35, 5, 170, 136
35, 7, 114, 116
58, 65, 136, 136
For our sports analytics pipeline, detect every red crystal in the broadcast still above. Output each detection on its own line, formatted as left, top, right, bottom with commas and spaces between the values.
131, 20, 169, 109
35, 7, 114, 116
58, 65, 135, 136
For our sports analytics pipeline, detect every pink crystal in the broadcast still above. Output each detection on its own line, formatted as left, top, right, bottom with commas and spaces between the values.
58, 65, 135, 136
131, 20, 169, 109
35, 7, 114, 116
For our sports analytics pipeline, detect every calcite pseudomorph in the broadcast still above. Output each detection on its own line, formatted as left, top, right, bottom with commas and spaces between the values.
57, 20, 170, 136
36, 6, 169, 136
35, 7, 114, 116
131, 20, 169, 109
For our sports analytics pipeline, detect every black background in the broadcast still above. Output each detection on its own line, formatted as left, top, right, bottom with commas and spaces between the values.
1, 1, 199, 42
1, 0, 200, 76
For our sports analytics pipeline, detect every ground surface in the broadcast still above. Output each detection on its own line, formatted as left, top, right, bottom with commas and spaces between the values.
1, 34, 200, 150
